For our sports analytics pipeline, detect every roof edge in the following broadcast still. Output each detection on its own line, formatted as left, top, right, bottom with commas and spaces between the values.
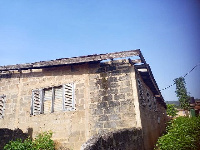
135, 64, 166, 108
0, 49, 142, 71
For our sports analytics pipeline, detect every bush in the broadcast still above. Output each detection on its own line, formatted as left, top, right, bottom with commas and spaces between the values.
3, 138, 32, 150
155, 116, 200, 150
166, 104, 178, 117
4, 131, 54, 150
33, 131, 54, 150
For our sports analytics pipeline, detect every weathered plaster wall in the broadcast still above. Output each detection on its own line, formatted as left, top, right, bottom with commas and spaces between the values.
136, 72, 167, 150
0, 64, 88, 150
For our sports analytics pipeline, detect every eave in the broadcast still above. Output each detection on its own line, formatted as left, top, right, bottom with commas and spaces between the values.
134, 64, 166, 109
0, 49, 142, 71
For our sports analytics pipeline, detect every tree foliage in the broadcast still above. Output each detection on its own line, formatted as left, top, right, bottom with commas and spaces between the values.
166, 104, 178, 117
174, 77, 190, 110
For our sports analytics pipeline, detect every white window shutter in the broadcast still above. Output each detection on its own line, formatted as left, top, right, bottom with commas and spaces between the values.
54, 86, 63, 112
32, 89, 43, 115
43, 88, 53, 114
63, 83, 75, 111
0, 95, 6, 119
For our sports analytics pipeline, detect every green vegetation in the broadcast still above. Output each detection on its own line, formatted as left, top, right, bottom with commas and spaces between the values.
155, 116, 200, 150
174, 77, 190, 110
166, 104, 178, 117
4, 131, 54, 150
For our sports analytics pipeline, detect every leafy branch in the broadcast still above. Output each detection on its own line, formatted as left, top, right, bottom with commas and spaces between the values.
174, 77, 190, 110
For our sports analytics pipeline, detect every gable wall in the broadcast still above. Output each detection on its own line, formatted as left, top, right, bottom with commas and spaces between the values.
0, 64, 89, 149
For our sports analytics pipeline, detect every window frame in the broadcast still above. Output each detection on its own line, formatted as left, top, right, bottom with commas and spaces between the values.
0, 95, 6, 119
31, 83, 75, 115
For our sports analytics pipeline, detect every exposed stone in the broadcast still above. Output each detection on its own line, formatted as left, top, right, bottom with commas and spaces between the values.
97, 102, 108, 109
98, 115, 109, 121
114, 94, 125, 101
104, 121, 117, 128
104, 107, 115, 115
81, 128, 144, 150
102, 95, 112, 102
94, 122, 103, 128
108, 101, 120, 107
107, 114, 121, 121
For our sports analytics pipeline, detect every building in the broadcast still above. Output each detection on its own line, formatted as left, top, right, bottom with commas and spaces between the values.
0, 49, 167, 150
190, 98, 200, 117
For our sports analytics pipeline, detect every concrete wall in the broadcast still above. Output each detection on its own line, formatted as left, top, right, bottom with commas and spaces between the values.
0, 60, 139, 150
177, 109, 186, 116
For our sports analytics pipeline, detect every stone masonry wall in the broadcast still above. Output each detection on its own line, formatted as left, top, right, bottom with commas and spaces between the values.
0, 64, 89, 150
136, 72, 167, 150
0, 59, 166, 150
81, 128, 144, 150
0, 60, 138, 150
88, 60, 137, 136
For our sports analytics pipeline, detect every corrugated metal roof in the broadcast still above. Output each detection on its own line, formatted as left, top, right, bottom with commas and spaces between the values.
0, 49, 142, 71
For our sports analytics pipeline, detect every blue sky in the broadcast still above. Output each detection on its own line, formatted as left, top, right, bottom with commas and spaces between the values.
0, 0, 199, 101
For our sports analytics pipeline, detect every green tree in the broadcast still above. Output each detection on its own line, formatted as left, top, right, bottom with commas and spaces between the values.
174, 77, 190, 111
166, 104, 178, 117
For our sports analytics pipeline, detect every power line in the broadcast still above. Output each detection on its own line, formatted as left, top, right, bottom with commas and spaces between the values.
161, 62, 200, 91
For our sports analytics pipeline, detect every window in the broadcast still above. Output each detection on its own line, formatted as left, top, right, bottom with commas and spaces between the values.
31, 83, 75, 115
0, 95, 6, 119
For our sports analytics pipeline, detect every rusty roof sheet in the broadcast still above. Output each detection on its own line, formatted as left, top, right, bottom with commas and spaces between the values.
0, 49, 142, 71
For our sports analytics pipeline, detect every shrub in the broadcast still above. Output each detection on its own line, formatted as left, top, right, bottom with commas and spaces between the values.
156, 116, 200, 150
4, 131, 54, 150
33, 131, 54, 150
4, 138, 33, 150
166, 104, 178, 117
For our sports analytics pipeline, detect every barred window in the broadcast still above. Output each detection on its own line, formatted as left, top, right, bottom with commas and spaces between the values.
0, 95, 6, 119
31, 83, 75, 115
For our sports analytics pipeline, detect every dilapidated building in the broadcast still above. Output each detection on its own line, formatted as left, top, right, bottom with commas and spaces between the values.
0, 49, 167, 150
